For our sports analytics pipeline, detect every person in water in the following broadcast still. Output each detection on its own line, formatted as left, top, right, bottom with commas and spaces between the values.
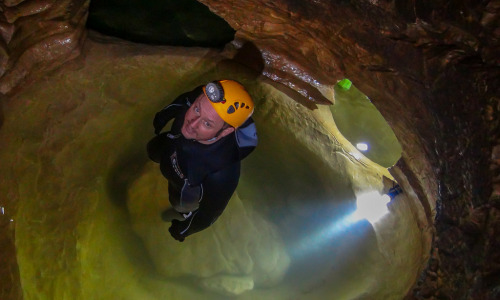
147, 80, 257, 242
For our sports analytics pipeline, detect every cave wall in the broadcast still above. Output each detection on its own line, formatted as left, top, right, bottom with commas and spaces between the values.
0, 0, 89, 95
0, 0, 499, 299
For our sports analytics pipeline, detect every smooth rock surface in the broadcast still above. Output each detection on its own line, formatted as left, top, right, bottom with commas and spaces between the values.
0, 34, 424, 299
1, 1, 497, 299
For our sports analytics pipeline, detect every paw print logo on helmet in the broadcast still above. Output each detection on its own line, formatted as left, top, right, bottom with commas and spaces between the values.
203, 80, 254, 128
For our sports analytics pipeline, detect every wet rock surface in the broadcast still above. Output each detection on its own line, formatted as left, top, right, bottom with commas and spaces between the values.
1, 0, 499, 299
0, 34, 422, 299
0, 0, 89, 95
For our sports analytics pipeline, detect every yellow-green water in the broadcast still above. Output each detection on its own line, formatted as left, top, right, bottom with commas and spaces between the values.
331, 84, 402, 168
0, 36, 424, 299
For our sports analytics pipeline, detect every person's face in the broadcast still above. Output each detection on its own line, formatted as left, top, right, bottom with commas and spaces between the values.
181, 94, 234, 143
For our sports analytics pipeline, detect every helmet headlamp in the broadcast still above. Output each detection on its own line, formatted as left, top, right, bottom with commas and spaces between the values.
205, 82, 225, 103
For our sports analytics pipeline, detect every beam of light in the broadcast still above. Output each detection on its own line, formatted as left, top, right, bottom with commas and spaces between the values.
290, 211, 359, 258
290, 190, 391, 258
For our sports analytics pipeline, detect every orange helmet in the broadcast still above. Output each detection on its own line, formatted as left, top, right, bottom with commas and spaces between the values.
203, 80, 254, 128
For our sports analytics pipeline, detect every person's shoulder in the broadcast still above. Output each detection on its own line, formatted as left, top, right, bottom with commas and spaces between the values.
235, 117, 258, 160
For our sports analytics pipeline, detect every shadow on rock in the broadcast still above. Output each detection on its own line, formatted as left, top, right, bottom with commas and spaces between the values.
106, 148, 149, 208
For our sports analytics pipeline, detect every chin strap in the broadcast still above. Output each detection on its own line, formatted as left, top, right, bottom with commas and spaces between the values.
201, 125, 230, 143
191, 136, 218, 143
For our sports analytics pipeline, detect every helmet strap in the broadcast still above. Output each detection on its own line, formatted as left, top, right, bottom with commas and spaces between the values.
202, 123, 232, 143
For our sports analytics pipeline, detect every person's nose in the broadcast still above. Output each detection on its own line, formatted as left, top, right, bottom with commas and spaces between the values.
190, 115, 201, 128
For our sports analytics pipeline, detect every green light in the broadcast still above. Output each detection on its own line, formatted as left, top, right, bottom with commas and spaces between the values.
338, 78, 352, 90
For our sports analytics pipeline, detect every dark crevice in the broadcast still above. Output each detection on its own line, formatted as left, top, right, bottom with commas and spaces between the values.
86, 0, 235, 47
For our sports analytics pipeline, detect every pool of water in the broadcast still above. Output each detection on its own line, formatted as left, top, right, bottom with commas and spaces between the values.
0, 37, 423, 300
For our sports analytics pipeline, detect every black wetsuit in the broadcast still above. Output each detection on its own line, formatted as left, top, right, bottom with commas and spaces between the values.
147, 86, 257, 239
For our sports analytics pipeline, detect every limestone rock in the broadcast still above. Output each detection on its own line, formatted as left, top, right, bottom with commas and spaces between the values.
1, 0, 498, 299
0, 0, 88, 95
127, 162, 291, 292
199, 274, 254, 296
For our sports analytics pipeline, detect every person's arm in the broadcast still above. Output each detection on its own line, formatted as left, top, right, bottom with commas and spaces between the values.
153, 86, 202, 135
169, 162, 240, 241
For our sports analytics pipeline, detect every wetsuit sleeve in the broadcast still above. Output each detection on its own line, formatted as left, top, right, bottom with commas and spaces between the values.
172, 162, 240, 238
153, 86, 202, 134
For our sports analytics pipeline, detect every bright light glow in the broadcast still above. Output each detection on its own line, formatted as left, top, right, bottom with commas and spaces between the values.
356, 142, 369, 151
352, 191, 390, 224
291, 190, 392, 258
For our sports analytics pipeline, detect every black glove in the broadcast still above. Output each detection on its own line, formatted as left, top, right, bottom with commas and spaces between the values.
169, 219, 186, 242
153, 112, 167, 135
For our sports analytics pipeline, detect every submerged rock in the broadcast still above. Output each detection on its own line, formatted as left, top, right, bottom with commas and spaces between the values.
127, 162, 291, 292
199, 274, 254, 296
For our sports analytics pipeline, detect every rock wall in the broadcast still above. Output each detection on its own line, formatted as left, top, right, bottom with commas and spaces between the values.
0, 2, 88, 298
0, 0, 499, 299
198, 1, 499, 297
0, 34, 424, 299
0, 0, 89, 94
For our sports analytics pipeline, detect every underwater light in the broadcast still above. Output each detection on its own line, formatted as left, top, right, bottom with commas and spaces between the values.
356, 142, 369, 151
352, 185, 402, 224
352, 191, 390, 224
291, 186, 403, 257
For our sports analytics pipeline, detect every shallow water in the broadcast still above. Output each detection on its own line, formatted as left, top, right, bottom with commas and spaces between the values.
331, 84, 402, 168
